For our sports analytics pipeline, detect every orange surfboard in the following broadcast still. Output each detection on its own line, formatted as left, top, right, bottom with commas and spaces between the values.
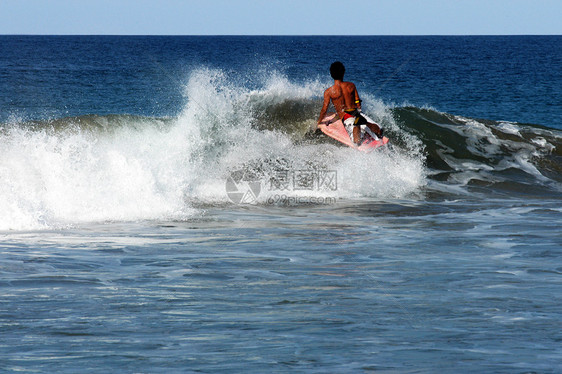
318, 113, 389, 152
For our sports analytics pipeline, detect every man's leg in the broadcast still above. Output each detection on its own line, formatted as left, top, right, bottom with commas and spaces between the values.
358, 113, 383, 138
367, 123, 383, 138
353, 126, 361, 144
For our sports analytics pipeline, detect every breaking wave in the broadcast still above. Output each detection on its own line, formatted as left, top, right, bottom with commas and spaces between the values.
1, 67, 560, 230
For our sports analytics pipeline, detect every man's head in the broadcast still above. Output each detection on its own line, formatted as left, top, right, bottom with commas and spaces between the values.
330, 61, 345, 81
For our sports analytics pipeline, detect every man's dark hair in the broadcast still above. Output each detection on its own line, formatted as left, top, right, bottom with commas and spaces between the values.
330, 61, 345, 80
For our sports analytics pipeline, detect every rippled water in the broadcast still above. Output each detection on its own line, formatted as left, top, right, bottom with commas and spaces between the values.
2, 198, 561, 373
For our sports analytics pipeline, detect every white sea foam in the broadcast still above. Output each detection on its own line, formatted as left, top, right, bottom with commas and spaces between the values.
0, 119, 197, 230
0, 68, 426, 230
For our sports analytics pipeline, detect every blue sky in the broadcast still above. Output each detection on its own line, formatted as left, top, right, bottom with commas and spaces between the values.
1, 0, 560, 35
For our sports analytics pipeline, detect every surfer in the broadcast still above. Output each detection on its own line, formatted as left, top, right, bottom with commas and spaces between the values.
317, 61, 383, 145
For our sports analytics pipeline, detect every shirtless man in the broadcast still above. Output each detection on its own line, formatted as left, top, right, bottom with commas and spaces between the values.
317, 61, 383, 145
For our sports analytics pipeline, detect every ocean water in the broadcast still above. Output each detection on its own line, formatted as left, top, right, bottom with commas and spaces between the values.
0, 35, 561, 373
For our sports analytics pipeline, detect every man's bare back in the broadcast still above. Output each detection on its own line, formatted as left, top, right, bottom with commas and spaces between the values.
317, 61, 383, 144
317, 80, 360, 124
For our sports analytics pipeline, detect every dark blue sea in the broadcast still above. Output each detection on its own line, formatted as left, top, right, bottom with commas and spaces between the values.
1, 36, 561, 373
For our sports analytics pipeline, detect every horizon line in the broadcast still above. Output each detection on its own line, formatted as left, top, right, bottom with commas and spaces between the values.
1, 33, 561, 37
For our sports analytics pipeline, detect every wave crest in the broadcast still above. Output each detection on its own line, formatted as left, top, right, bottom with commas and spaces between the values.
3, 68, 559, 230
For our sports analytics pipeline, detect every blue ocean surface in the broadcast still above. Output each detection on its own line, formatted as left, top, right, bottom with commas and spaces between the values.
1, 36, 561, 373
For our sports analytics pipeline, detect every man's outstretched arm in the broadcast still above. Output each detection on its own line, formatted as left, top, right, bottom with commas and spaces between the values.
317, 90, 331, 126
